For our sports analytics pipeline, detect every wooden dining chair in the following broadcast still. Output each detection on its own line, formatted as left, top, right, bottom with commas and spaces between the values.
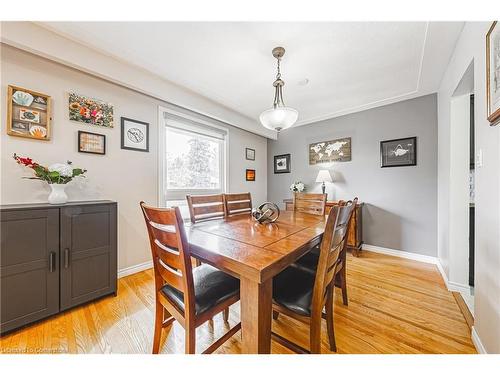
293, 192, 327, 216
223, 192, 252, 216
271, 204, 350, 353
186, 194, 226, 224
334, 198, 358, 305
292, 198, 358, 306
140, 202, 241, 354
186, 194, 226, 267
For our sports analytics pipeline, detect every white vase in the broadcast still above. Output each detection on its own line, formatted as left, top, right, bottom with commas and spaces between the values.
48, 183, 68, 204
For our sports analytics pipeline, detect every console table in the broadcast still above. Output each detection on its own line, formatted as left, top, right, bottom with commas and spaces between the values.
0, 200, 117, 334
283, 198, 363, 256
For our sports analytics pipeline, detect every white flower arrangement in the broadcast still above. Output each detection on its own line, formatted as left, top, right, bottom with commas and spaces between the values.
290, 181, 305, 192
48, 163, 74, 178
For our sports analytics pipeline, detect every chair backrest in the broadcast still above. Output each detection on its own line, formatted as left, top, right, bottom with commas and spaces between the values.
344, 197, 358, 240
311, 201, 355, 317
186, 194, 226, 224
335, 198, 358, 262
293, 192, 327, 216
224, 192, 252, 216
140, 202, 195, 316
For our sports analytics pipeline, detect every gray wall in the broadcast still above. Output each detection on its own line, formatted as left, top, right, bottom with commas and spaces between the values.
267, 94, 438, 256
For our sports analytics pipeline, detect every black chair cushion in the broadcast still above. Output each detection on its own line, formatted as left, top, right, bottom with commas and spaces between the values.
293, 249, 319, 274
273, 265, 316, 317
160, 264, 239, 316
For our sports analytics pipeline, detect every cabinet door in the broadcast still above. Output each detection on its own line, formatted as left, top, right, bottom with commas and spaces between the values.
346, 206, 362, 248
1, 209, 60, 334
60, 204, 117, 310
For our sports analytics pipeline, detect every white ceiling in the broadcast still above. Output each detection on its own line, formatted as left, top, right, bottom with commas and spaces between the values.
40, 21, 464, 133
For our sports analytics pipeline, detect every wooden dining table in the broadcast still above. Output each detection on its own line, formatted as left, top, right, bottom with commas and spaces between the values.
185, 210, 327, 354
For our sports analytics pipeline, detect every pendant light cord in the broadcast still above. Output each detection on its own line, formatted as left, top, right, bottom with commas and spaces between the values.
273, 56, 285, 108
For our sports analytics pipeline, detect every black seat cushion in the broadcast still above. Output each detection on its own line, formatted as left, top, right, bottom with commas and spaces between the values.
293, 250, 319, 274
273, 266, 316, 317
160, 264, 239, 316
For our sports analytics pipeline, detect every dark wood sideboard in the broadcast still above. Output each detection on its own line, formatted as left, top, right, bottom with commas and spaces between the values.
283, 198, 363, 256
0, 200, 117, 335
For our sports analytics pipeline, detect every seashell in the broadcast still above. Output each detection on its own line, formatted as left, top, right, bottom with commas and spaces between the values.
29, 125, 47, 138
12, 90, 34, 106
33, 96, 47, 105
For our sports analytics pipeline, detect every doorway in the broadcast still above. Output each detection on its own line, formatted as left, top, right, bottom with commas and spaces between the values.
449, 61, 475, 314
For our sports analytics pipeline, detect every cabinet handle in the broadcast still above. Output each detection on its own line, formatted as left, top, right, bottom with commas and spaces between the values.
49, 251, 56, 272
64, 248, 70, 269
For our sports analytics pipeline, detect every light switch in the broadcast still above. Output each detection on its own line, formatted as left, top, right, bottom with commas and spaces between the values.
476, 149, 483, 168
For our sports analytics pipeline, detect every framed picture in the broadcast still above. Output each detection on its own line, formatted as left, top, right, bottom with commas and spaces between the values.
487, 21, 500, 125
69, 92, 114, 128
121, 117, 149, 152
246, 169, 256, 181
380, 137, 417, 168
245, 147, 255, 160
274, 154, 291, 174
78, 131, 106, 155
7, 85, 51, 140
309, 137, 351, 164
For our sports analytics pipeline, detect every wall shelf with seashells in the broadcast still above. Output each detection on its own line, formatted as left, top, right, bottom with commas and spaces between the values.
7, 85, 52, 141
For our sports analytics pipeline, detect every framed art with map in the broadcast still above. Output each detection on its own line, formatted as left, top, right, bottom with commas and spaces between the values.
121, 117, 149, 152
309, 137, 351, 164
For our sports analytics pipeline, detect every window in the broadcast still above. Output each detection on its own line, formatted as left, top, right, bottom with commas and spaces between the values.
158, 107, 228, 212
166, 127, 222, 191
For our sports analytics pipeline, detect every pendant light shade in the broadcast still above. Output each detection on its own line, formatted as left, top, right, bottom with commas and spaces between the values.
259, 106, 298, 132
260, 47, 298, 132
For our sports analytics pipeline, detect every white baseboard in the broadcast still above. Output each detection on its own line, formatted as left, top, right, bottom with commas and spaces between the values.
471, 326, 487, 354
361, 244, 438, 264
436, 261, 449, 289
118, 260, 153, 278
435, 260, 474, 309
448, 280, 473, 295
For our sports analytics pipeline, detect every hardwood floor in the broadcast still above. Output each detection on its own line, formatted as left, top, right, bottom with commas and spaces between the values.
0, 252, 476, 354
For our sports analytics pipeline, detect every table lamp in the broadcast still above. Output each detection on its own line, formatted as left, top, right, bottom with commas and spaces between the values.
315, 170, 332, 194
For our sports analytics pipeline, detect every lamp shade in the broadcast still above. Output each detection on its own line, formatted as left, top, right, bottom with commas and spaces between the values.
315, 170, 332, 183
259, 106, 298, 132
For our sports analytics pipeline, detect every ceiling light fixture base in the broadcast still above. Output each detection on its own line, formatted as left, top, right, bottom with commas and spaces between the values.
272, 46, 285, 59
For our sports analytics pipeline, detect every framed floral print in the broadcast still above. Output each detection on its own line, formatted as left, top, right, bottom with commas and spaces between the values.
487, 21, 500, 125
68, 92, 114, 128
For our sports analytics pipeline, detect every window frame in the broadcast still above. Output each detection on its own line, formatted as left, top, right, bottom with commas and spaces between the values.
158, 106, 229, 205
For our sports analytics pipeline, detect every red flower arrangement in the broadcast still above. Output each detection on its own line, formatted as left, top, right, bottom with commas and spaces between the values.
15, 155, 38, 168
13, 153, 87, 184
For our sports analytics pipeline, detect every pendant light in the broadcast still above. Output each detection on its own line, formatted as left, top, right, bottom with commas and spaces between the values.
259, 47, 298, 132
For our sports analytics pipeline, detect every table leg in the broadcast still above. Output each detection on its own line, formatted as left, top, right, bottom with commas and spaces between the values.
240, 277, 272, 354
